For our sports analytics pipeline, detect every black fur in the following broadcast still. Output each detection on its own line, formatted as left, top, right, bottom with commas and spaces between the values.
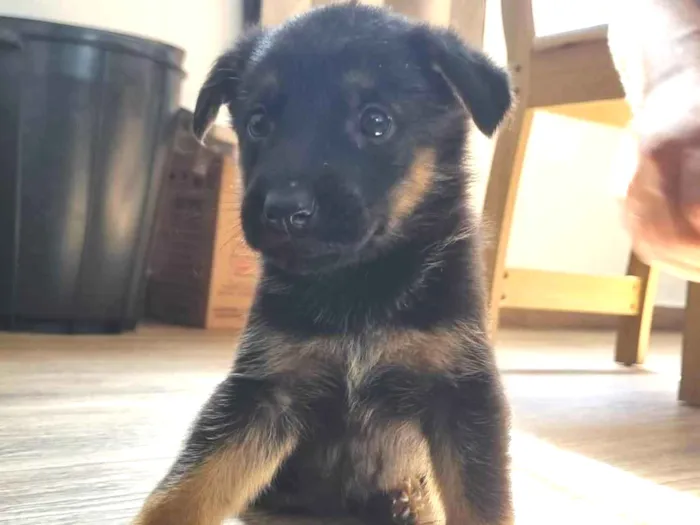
138, 4, 513, 525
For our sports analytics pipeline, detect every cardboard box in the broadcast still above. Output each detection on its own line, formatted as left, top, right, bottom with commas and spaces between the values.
146, 110, 259, 330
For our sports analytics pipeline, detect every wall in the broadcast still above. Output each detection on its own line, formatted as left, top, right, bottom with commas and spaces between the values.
0, 0, 242, 111
470, 0, 687, 308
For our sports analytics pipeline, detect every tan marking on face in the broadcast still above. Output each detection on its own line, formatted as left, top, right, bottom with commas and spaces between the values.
133, 428, 296, 525
389, 149, 437, 227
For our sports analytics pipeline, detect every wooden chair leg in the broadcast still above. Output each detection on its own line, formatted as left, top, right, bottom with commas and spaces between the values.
481, 0, 534, 338
448, 0, 486, 48
680, 281, 700, 406
482, 109, 534, 336
614, 253, 659, 366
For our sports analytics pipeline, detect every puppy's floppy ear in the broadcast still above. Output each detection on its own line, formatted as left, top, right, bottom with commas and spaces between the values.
193, 28, 264, 141
411, 26, 512, 136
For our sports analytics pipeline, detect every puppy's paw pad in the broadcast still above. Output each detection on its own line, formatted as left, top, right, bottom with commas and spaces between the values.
388, 479, 425, 525
389, 496, 415, 525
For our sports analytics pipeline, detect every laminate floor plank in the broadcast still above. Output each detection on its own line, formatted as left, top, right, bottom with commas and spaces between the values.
1, 326, 699, 524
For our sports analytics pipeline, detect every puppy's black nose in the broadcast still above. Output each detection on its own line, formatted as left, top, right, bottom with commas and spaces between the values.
263, 188, 316, 233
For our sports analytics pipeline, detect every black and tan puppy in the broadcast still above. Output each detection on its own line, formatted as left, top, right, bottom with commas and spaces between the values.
134, 3, 513, 525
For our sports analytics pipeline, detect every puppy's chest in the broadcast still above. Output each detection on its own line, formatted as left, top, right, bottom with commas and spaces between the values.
246, 326, 463, 405
315, 336, 393, 396
289, 331, 443, 411
344, 342, 385, 396
267, 332, 412, 399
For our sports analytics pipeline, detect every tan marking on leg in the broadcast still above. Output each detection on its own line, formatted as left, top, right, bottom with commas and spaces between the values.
360, 421, 446, 525
432, 447, 514, 525
133, 431, 297, 525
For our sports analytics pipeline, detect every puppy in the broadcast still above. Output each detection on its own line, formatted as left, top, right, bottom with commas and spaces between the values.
134, 3, 513, 525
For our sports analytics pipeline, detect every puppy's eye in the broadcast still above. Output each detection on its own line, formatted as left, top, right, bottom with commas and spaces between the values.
247, 110, 272, 140
359, 106, 393, 140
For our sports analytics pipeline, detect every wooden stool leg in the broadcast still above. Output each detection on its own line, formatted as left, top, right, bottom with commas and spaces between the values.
614, 253, 659, 366
483, 109, 534, 335
680, 282, 700, 406
482, 0, 534, 337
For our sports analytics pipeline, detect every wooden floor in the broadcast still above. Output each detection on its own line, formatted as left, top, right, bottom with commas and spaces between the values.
1, 326, 699, 524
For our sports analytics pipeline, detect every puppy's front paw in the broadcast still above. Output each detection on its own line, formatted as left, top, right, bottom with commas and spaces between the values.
388, 478, 426, 525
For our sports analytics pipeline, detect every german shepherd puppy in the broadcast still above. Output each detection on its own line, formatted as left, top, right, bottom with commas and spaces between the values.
134, 3, 513, 525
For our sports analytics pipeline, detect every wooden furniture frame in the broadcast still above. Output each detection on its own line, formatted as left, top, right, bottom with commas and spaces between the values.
682, 283, 700, 405
485, 0, 700, 406
482, 0, 657, 359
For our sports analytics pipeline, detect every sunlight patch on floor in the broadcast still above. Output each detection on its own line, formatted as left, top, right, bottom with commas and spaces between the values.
512, 431, 700, 524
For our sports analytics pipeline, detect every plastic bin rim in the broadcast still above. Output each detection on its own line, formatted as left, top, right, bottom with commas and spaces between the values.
0, 15, 185, 71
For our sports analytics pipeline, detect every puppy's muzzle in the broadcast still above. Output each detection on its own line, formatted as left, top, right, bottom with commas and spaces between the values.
263, 186, 317, 236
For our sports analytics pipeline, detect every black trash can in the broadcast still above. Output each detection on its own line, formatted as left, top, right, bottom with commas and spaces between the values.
0, 17, 185, 333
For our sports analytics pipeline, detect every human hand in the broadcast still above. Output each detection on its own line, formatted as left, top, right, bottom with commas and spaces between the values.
611, 0, 700, 280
